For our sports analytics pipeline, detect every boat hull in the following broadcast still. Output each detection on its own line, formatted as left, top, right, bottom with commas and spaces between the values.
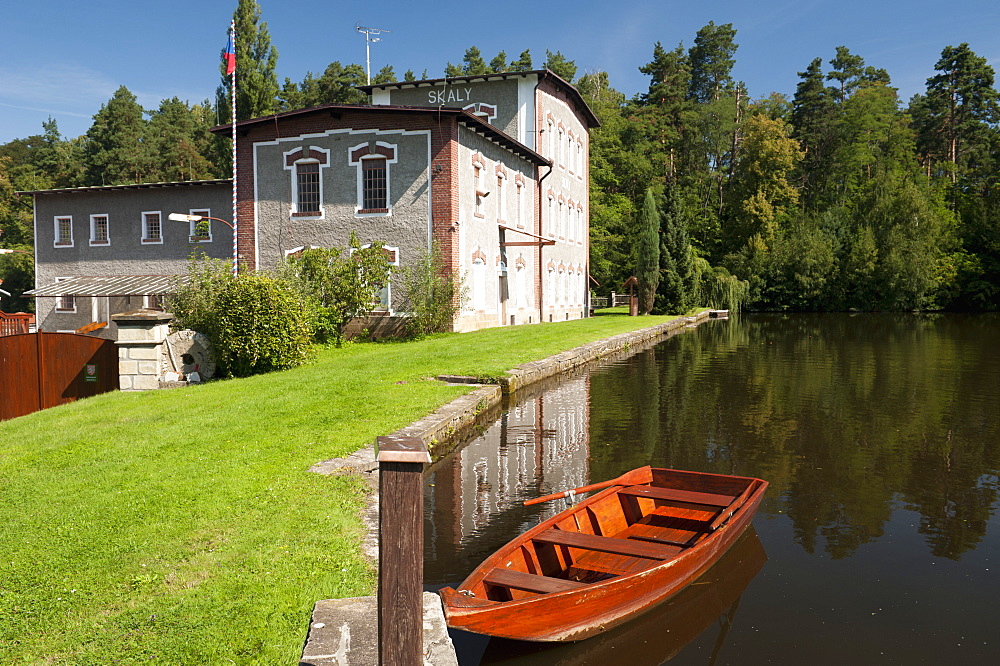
439, 467, 767, 642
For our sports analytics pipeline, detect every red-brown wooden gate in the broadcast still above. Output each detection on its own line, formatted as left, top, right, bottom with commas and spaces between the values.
0, 332, 118, 421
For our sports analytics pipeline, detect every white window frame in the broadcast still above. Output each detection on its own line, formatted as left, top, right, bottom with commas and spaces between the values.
284, 146, 331, 219
54, 216, 73, 248
188, 208, 213, 243
141, 211, 163, 245
54, 277, 75, 312
89, 214, 109, 246
496, 171, 506, 223
515, 179, 525, 229
355, 244, 399, 312
349, 142, 397, 218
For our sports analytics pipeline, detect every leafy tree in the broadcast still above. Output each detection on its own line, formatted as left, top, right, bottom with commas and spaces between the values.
544, 50, 577, 82
725, 112, 802, 251
277, 234, 393, 345
635, 188, 661, 313
81, 86, 150, 186
399, 242, 466, 338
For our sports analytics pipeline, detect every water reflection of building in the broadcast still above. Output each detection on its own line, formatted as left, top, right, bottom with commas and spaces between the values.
425, 376, 591, 580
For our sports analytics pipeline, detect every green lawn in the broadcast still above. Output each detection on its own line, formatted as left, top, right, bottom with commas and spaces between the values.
0, 311, 689, 664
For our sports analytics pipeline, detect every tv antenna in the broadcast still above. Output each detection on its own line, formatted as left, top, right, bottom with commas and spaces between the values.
356, 25, 391, 85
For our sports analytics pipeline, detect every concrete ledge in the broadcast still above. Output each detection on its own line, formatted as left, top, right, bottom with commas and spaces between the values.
300, 592, 457, 666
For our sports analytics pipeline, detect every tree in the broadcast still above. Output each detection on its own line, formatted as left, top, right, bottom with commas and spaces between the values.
444, 62, 463, 77
791, 57, 840, 208
81, 86, 150, 186
916, 43, 999, 183
145, 98, 218, 182
510, 49, 533, 71
654, 183, 695, 313
372, 65, 397, 84
687, 21, 738, 103
462, 46, 490, 75
635, 188, 661, 314
544, 50, 577, 82
400, 243, 466, 337
277, 235, 393, 345
489, 51, 508, 73
217, 0, 280, 122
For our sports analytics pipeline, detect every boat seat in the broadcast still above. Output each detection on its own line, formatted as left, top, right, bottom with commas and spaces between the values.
619, 485, 735, 508
532, 528, 680, 560
483, 568, 587, 594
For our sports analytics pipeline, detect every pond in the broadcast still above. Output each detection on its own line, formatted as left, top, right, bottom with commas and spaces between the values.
424, 313, 1000, 664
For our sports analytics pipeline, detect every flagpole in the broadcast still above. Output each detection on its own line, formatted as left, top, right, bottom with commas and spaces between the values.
230, 19, 238, 277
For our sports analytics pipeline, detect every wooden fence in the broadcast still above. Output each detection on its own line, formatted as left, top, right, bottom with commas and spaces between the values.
0, 332, 118, 421
0, 311, 34, 336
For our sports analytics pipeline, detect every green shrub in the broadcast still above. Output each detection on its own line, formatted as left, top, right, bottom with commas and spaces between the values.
169, 259, 314, 377
277, 234, 393, 345
400, 243, 465, 338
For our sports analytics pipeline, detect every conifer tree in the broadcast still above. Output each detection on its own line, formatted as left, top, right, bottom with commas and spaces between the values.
544, 50, 577, 82
217, 0, 280, 122
635, 187, 661, 314
81, 86, 150, 186
462, 46, 490, 75
489, 51, 508, 73
510, 50, 533, 71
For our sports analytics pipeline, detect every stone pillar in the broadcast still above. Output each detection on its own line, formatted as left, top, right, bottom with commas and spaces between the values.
111, 309, 173, 391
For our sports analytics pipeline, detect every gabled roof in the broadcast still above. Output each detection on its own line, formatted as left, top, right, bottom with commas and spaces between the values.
357, 69, 601, 129
210, 104, 551, 166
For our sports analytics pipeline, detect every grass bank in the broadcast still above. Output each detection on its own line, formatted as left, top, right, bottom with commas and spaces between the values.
0, 311, 688, 663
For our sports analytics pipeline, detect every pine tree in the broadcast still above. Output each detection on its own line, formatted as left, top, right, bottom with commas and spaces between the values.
635, 187, 661, 314
462, 47, 490, 75
146, 98, 217, 182
544, 50, 577, 82
489, 51, 508, 73
373, 65, 396, 84
687, 21, 737, 103
510, 49, 533, 71
654, 184, 694, 313
81, 86, 150, 186
791, 57, 839, 208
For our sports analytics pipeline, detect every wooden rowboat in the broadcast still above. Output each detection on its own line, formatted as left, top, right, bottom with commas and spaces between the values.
439, 466, 768, 642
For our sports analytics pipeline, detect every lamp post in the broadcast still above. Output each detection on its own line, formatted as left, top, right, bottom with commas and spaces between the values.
168, 213, 237, 276
0, 249, 31, 255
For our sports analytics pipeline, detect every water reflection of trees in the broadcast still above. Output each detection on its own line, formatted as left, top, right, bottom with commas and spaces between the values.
587, 313, 1000, 560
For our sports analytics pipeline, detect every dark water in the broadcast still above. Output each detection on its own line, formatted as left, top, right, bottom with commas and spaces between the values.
424, 313, 1000, 664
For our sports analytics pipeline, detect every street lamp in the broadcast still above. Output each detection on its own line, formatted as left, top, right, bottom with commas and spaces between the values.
168, 213, 238, 276
0, 248, 31, 254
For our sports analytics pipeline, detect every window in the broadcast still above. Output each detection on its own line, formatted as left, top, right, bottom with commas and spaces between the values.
284, 146, 330, 217
89, 215, 109, 246
297, 162, 321, 214
188, 209, 213, 242
55, 277, 75, 312
472, 154, 487, 219
350, 142, 396, 216
496, 171, 506, 223
54, 216, 73, 247
361, 158, 388, 212
142, 212, 162, 244
515, 179, 524, 228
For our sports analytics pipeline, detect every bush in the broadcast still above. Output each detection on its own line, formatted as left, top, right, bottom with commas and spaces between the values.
169, 259, 314, 378
400, 243, 465, 338
277, 234, 393, 345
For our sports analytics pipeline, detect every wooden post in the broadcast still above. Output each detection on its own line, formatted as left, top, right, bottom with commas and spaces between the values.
377, 435, 431, 666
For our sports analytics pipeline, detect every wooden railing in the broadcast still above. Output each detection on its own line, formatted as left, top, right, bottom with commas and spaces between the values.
0, 311, 34, 336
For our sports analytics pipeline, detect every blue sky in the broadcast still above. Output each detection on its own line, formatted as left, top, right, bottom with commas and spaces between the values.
1, 0, 998, 145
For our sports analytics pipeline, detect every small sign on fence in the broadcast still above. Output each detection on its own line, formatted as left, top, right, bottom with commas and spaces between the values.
84, 364, 98, 383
